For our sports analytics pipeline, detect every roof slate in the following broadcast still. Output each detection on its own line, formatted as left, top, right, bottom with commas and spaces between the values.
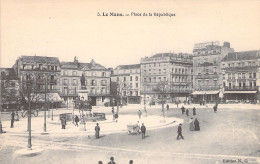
115, 64, 140, 70
223, 50, 260, 61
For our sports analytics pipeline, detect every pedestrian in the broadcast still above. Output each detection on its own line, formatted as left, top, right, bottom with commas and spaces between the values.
177, 123, 184, 140
186, 108, 189, 116
213, 104, 217, 113
10, 111, 15, 128
138, 110, 142, 119
114, 113, 118, 122
193, 107, 196, 115
194, 118, 200, 131
189, 118, 195, 131
176, 101, 179, 108
112, 107, 114, 115
98, 161, 103, 164
141, 123, 146, 139
61, 117, 66, 129
75, 115, 79, 126
166, 104, 169, 111
15, 111, 19, 121
95, 123, 100, 139
181, 106, 185, 114
108, 156, 115, 164
129, 160, 133, 164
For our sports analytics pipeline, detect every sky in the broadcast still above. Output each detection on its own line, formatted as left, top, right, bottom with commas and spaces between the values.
1, 0, 260, 68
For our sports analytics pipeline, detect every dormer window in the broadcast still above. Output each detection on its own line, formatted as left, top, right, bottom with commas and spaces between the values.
39, 64, 42, 70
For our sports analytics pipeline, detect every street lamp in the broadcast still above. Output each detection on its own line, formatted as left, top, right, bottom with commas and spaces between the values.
43, 77, 47, 132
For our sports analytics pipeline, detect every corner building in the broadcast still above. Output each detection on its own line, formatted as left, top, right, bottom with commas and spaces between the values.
221, 50, 260, 102
140, 53, 193, 104
192, 41, 234, 103
60, 57, 111, 106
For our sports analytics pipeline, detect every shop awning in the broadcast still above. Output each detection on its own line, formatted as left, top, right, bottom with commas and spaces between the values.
25, 93, 63, 102
191, 91, 219, 95
224, 91, 257, 94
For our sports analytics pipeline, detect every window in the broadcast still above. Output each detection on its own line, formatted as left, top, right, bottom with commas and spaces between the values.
50, 84, 54, 90
229, 83, 231, 88
135, 91, 138, 96
242, 62, 245, 67
250, 82, 252, 88
214, 80, 217, 86
254, 81, 256, 87
242, 73, 245, 78
206, 80, 209, 85
228, 74, 231, 79
239, 82, 241, 88
163, 77, 166, 81
130, 91, 132, 96
64, 79, 68, 85
55, 66, 57, 70
144, 78, 146, 82
232, 73, 235, 79
117, 77, 119, 82
101, 80, 107, 86
253, 73, 256, 78
205, 69, 209, 74
238, 63, 241, 67
130, 76, 132, 81
39, 64, 42, 69
136, 83, 138, 88
73, 79, 77, 85
238, 73, 241, 79
213, 58, 217, 64
248, 62, 251, 66
91, 80, 96, 86
123, 91, 126, 96
214, 67, 217, 73
124, 77, 126, 81
135, 76, 138, 81
51, 66, 54, 70
64, 71, 68, 76
72, 71, 77, 76
149, 78, 151, 82
124, 83, 127, 87
249, 73, 252, 78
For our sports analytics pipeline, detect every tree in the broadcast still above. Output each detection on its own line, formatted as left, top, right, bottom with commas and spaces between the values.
153, 81, 171, 116
19, 78, 37, 149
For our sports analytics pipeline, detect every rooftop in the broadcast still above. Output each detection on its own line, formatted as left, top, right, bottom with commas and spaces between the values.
223, 50, 260, 61
0, 68, 19, 80
19, 56, 60, 64
115, 64, 140, 70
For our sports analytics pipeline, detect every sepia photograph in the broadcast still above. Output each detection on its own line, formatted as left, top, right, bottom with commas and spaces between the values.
0, 0, 260, 163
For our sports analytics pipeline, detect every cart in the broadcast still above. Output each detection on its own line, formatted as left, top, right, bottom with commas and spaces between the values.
127, 124, 140, 135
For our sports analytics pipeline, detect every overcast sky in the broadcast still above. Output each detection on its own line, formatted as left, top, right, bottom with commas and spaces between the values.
1, 0, 260, 68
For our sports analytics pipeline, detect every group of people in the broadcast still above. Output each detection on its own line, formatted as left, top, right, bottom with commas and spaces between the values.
181, 106, 197, 116
111, 107, 118, 122
98, 156, 134, 164
189, 118, 200, 131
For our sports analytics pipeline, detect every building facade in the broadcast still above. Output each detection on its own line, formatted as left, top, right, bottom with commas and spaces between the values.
111, 64, 141, 104
192, 41, 234, 103
13, 56, 62, 106
0, 68, 20, 110
140, 53, 193, 104
60, 57, 111, 106
221, 50, 260, 102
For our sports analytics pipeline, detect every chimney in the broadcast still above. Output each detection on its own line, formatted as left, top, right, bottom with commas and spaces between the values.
223, 42, 230, 48
74, 56, 78, 63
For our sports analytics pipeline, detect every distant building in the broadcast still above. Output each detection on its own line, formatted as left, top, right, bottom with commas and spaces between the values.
192, 41, 234, 103
60, 57, 111, 106
140, 53, 193, 104
111, 64, 141, 105
13, 55, 62, 106
0, 68, 20, 110
221, 50, 260, 102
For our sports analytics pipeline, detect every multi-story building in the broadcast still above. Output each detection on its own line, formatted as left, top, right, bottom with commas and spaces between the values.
140, 53, 193, 104
111, 64, 141, 104
60, 57, 111, 106
221, 50, 260, 102
0, 68, 20, 110
13, 56, 62, 105
192, 41, 234, 103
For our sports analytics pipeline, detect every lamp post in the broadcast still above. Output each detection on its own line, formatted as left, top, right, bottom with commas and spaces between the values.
67, 84, 69, 109
43, 78, 47, 132
51, 101, 53, 121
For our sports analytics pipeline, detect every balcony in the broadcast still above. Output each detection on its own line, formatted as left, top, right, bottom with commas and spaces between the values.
225, 86, 257, 91
36, 89, 59, 93
49, 79, 57, 84
60, 91, 78, 96
194, 85, 220, 91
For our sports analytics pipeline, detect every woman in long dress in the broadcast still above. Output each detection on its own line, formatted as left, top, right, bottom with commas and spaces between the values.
194, 118, 200, 131
189, 118, 195, 131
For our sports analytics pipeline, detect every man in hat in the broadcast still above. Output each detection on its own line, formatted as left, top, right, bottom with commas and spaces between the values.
141, 123, 146, 139
108, 156, 116, 164
95, 123, 100, 139
177, 123, 184, 140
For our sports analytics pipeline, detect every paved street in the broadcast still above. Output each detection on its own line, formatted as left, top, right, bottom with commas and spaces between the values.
0, 104, 260, 164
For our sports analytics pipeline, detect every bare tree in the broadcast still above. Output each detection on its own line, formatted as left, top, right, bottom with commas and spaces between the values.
153, 81, 171, 116
19, 77, 37, 149
116, 80, 130, 113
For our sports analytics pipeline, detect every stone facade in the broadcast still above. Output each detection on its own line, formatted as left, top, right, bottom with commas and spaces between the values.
111, 64, 141, 104
140, 53, 193, 104
60, 57, 111, 106
221, 50, 260, 102
192, 41, 234, 103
